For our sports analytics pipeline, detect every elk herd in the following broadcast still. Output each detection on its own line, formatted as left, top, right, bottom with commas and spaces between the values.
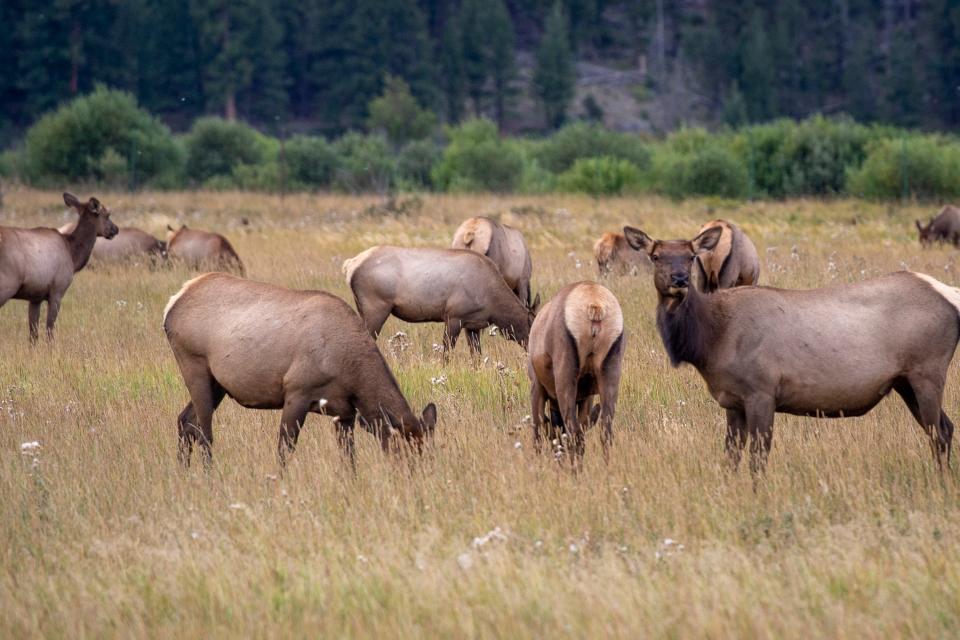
4, 195, 960, 477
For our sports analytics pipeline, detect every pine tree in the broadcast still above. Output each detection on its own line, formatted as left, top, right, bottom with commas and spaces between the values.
458, 0, 490, 115
140, 0, 205, 120
739, 11, 775, 122
533, 2, 576, 130
439, 21, 466, 123
487, 0, 516, 128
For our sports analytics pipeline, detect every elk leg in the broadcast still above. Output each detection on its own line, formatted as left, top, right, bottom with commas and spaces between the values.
45, 293, 62, 340
177, 402, 197, 466
443, 319, 462, 359
548, 399, 564, 445
597, 345, 623, 461
466, 329, 482, 357
355, 298, 391, 339
556, 372, 584, 465
278, 396, 311, 467
530, 380, 547, 454
896, 376, 949, 468
745, 396, 774, 475
176, 358, 225, 468
27, 301, 41, 344
725, 408, 748, 470
336, 412, 357, 471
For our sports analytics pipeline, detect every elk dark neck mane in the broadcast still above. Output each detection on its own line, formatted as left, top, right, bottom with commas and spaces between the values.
354, 353, 419, 434
655, 288, 714, 369
64, 214, 98, 271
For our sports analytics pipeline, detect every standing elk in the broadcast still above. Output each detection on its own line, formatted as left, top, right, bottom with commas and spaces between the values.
451, 216, 533, 306
693, 219, 760, 292
528, 281, 624, 463
163, 272, 437, 468
59, 222, 166, 264
624, 224, 959, 473
344, 246, 539, 356
0, 193, 118, 342
166, 224, 244, 274
594, 231, 650, 276
916, 206, 960, 248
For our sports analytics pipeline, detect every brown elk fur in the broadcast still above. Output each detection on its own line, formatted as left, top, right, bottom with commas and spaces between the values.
916, 206, 960, 247
163, 272, 436, 467
0, 193, 118, 342
624, 224, 960, 473
451, 216, 533, 305
166, 224, 244, 275
593, 232, 650, 276
59, 222, 165, 263
694, 219, 760, 292
344, 246, 539, 356
528, 281, 624, 462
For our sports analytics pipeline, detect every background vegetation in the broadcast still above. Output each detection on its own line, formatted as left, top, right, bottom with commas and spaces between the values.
1, 189, 959, 637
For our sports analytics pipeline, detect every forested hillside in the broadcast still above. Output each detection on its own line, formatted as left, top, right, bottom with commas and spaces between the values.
2, 0, 959, 144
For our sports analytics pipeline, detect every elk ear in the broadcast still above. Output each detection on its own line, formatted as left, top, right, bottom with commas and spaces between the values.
623, 226, 653, 253
88, 197, 102, 215
530, 293, 541, 314
167, 224, 175, 232
63, 192, 80, 209
692, 226, 722, 253
915, 219, 923, 231
421, 403, 437, 431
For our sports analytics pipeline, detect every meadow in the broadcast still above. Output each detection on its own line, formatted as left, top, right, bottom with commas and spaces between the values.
1, 187, 959, 638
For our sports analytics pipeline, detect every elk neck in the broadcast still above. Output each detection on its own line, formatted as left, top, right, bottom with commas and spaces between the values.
655, 286, 715, 369
65, 213, 99, 271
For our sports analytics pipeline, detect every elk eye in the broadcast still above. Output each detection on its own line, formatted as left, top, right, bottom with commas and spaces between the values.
650, 254, 659, 262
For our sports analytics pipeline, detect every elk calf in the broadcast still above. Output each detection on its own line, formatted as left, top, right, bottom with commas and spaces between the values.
916, 205, 960, 247
0, 193, 118, 342
452, 216, 533, 305
344, 246, 538, 356
60, 222, 165, 264
166, 224, 244, 274
163, 273, 437, 467
594, 231, 650, 276
693, 219, 760, 292
625, 224, 959, 474
528, 281, 624, 462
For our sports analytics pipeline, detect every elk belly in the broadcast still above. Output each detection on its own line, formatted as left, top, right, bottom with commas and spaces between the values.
775, 374, 894, 418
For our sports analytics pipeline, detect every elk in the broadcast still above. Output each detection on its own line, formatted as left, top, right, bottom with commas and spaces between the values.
527, 281, 624, 463
163, 272, 437, 468
343, 246, 539, 356
693, 219, 760, 292
594, 231, 650, 276
624, 224, 959, 473
166, 224, 244, 274
0, 193, 118, 342
451, 216, 533, 306
59, 222, 165, 263
916, 205, 960, 248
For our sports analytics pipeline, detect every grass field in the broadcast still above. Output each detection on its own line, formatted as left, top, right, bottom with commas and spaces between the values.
2, 187, 960, 638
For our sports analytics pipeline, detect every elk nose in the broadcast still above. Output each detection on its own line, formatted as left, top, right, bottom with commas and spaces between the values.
671, 273, 689, 287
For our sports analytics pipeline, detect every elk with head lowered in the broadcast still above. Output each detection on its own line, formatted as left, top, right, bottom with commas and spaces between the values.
624, 224, 960, 473
166, 224, 244, 274
916, 205, 960, 248
0, 193, 118, 342
344, 246, 539, 356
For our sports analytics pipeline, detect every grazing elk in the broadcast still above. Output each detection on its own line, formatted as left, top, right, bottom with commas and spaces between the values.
163, 272, 437, 468
451, 216, 533, 306
916, 206, 960, 248
0, 193, 118, 342
528, 281, 624, 463
344, 246, 539, 356
594, 231, 650, 276
59, 222, 165, 264
693, 219, 760, 292
166, 224, 244, 274
624, 224, 960, 473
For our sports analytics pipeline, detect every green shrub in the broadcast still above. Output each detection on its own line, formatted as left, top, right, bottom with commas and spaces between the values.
21, 85, 181, 187
557, 156, 641, 196
0, 150, 19, 178
185, 117, 274, 185
652, 144, 749, 199
432, 119, 523, 192
846, 136, 960, 200
397, 140, 441, 190
534, 122, 650, 174
367, 75, 437, 146
332, 133, 396, 193
284, 135, 337, 189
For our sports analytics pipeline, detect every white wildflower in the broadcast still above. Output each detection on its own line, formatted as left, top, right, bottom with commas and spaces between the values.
457, 553, 474, 570
20, 441, 40, 453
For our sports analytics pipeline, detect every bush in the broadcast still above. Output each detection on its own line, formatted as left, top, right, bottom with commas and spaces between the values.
397, 140, 441, 190
534, 122, 650, 174
185, 117, 274, 185
332, 133, 396, 193
367, 76, 437, 146
0, 150, 19, 179
846, 136, 960, 200
652, 144, 749, 199
21, 85, 181, 187
284, 135, 337, 190
432, 119, 524, 192
558, 156, 641, 196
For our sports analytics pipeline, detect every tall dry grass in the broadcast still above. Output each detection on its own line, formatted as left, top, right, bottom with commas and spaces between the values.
1, 187, 959, 637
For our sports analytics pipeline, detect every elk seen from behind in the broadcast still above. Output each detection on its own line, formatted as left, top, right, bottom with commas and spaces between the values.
594, 231, 650, 277
625, 224, 960, 474
452, 216, 533, 306
693, 219, 760, 292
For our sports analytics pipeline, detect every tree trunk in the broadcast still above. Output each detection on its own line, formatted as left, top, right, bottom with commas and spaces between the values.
225, 87, 237, 121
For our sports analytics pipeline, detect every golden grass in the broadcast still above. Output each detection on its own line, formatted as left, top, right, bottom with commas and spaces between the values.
2, 186, 960, 638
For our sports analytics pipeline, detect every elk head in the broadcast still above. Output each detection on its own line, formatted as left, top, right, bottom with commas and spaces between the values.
623, 225, 722, 302
916, 219, 935, 247
64, 192, 118, 239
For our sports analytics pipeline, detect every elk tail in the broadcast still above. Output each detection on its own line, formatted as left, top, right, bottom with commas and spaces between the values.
587, 303, 605, 337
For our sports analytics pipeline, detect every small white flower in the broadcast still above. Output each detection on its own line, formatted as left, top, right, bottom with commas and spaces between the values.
356, 554, 368, 564
20, 441, 40, 452
190, 531, 201, 540
318, 398, 328, 408
488, 326, 499, 336
430, 375, 447, 386
457, 553, 473, 570
569, 544, 579, 554
514, 441, 522, 450
229, 502, 246, 510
